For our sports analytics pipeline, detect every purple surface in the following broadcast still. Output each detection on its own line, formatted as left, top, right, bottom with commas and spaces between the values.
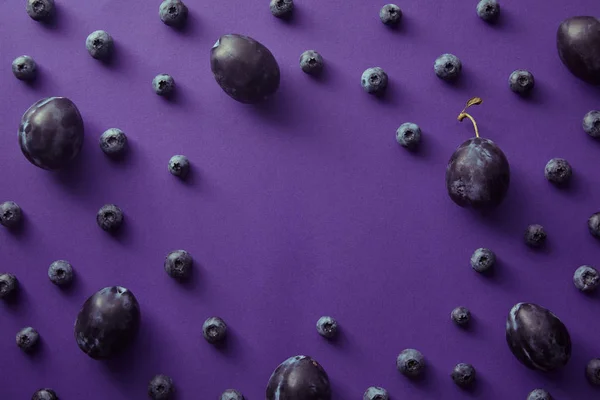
1, 0, 600, 398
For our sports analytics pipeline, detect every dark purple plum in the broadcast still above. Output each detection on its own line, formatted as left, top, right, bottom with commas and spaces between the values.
18, 97, 84, 170
446, 98, 510, 209
506, 303, 571, 372
74, 286, 140, 360
557, 16, 600, 85
266, 355, 331, 400
210, 34, 280, 104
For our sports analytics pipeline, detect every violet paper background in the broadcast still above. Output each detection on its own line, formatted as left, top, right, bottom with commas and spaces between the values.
1, 0, 600, 398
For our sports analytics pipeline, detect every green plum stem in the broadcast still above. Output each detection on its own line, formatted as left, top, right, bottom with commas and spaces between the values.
458, 112, 480, 138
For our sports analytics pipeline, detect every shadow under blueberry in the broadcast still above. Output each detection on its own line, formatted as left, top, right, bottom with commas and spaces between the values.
22, 336, 45, 361
207, 326, 241, 357
169, 9, 199, 37
1, 279, 28, 312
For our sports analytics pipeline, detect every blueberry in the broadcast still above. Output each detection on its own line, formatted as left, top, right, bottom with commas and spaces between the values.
96, 204, 124, 232
396, 122, 422, 150
148, 374, 174, 400
544, 158, 572, 185
525, 224, 547, 248
26, 0, 55, 22
379, 4, 402, 26
153, 74, 175, 96
220, 389, 245, 400
316, 316, 338, 339
527, 389, 553, 400
509, 70, 535, 95
159, 0, 188, 28
434, 54, 462, 81
99, 128, 128, 158
451, 363, 476, 387
270, 0, 294, 18
16, 327, 40, 352
0, 201, 23, 228
361, 67, 388, 95
589, 212, 600, 238
586, 358, 600, 385
48, 260, 74, 286
164, 250, 193, 280
0, 273, 18, 299
470, 248, 495, 273
203, 317, 227, 344
299, 50, 324, 75
583, 110, 600, 138
476, 0, 500, 22
451, 306, 471, 326
396, 348, 425, 378
86, 30, 114, 61
573, 265, 600, 293
363, 386, 388, 400
168, 155, 190, 179
12, 56, 37, 81
32, 389, 58, 400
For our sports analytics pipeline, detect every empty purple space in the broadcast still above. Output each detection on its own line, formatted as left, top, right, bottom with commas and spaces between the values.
1, 0, 600, 398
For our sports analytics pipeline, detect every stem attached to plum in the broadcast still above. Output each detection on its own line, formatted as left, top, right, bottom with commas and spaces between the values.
458, 97, 483, 138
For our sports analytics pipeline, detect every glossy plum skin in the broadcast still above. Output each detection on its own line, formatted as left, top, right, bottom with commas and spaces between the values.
557, 16, 600, 85
18, 97, 84, 170
210, 34, 281, 104
506, 303, 571, 372
266, 355, 331, 400
74, 286, 141, 360
446, 137, 510, 209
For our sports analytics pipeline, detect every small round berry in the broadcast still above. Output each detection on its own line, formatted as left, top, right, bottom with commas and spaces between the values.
96, 204, 124, 233
220, 389, 245, 400
573, 265, 600, 293
99, 128, 128, 158
509, 70, 535, 95
316, 316, 338, 339
527, 388, 553, 400
0, 201, 23, 228
32, 389, 58, 400
86, 30, 114, 61
299, 50, 324, 75
363, 386, 389, 400
16, 327, 40, 352
168, 155, 190, 179
451, 306, 471, 326
148, 374, 175, 400
48, 260, 74, 286
434, 54, 462, 81
586, 358, 600, 386
12, 56, 37, 81
379, 4, 402, 26
164, 250, 193, 280
159, 0, 188, 28
524, 224, 546, 248
26, 0, 55, 22
396, 123, 422, 150
544, 158, 572, 185
476, 0, 500, 22
451, 363, 476, 387
270, 0, 294, 18
153, 74, 175, 96
470, 248, 495, 273
361, 67, 388, 95
589, 212, 600, 238
203, 317, 227, 344
396, 348, 425, 378
583, 110, 600, 138
0, 273, 18, 299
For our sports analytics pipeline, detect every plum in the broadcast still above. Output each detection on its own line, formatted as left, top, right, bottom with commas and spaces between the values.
446, 97, 510, 209
506, 302, 571, 372
74, 286, 140, 360
266, 355, 331, 400
18, 97, 84, 170
210, 34, 280, 104
557, 16, 600, 85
